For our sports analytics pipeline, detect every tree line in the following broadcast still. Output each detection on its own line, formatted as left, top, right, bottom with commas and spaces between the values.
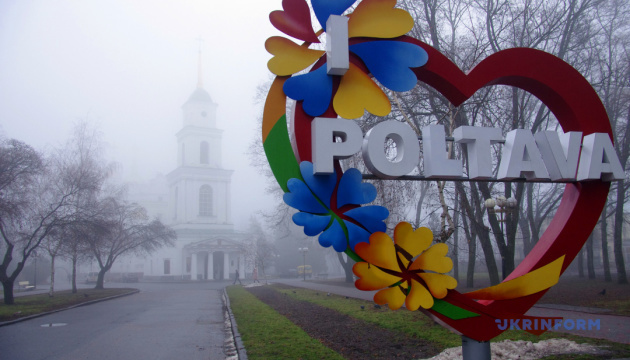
0, 122, 175, 305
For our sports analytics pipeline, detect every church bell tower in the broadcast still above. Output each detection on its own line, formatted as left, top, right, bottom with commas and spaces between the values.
167, 49, 233, 231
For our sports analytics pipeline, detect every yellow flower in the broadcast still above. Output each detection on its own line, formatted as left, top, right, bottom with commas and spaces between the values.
353, 222, 457, 310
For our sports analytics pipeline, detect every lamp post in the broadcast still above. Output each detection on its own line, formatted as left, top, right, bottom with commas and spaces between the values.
484, 196, 517, 279
298, 247, 308, 281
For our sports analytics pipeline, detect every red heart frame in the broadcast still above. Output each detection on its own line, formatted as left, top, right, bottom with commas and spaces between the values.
290, 37, 611, 341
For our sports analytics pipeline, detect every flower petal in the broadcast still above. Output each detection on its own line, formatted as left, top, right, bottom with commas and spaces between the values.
353, 262, 401, 290
284, 65, 333, 117
300, 161, 336, 208
284, 178, 328, 214
348, 0, 414, 39
354, 232, 398, 270
345, 221, 372, 250
333, 63, 391, 119
292, 212, 331, 236
318, 219, 347, 252
409, 243, 453, 273
350, 41, 427, 92
418, 273, 457, 299
374, 286, 406, 310
344, 206, 388, 233
394, 222, 432, 258
406, 279, 434, 310
337, 167, 377, 207
311, 0, 356, 30
270, 0, 321, 43
266, 36, 324, 76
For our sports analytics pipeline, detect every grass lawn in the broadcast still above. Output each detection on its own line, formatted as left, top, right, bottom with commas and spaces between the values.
229, 284, 630, 360
0, 288, 137, 322
226, 286, 344, 360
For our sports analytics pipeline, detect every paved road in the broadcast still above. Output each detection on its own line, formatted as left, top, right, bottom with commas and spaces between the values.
273, 278, 630, 345
0, 282, 230, 360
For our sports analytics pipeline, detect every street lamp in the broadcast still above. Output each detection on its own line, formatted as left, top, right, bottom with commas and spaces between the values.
484, 196, 517, 279
298, 247, 308, 281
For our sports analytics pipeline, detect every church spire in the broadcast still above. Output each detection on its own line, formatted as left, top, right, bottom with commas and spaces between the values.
196, 37, 204, 89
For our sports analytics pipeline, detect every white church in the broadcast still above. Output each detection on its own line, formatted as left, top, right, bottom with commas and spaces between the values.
111, 54, 248, 281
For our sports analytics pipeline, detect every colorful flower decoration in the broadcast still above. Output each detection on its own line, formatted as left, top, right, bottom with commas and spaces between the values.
283, 161, 389, 252
353, 222, 457, 310
266, 0, 428, 119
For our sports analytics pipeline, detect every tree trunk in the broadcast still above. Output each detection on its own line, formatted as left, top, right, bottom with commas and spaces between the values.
600, 205, 612, 282
452, 192, 460, 283
586, 233, 596, 280
478, 183, 509, 280
613, 180, 628, 284
71, 257, 78, 293
95, 268, 108, 289
460, 210, 476, 288
578, 248, 584, 278
337, 252, 354, 283
49, 255, 56, 297
2, 280, 16, 305
457, 182, 499, 285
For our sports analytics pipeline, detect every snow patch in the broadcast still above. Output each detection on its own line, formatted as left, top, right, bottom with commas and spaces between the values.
425, 338, 603, 360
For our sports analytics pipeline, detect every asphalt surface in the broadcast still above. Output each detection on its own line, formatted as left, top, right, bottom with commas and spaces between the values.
272, 278, 630, 345
0, 281, 230, 360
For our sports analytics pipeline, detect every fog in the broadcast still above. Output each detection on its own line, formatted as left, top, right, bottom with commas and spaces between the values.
0, 0, 281, 229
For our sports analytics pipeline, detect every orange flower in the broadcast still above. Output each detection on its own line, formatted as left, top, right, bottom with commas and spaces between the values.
353, 222, 457, 310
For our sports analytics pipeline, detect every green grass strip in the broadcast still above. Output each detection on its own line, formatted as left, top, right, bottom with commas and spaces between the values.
276, 286, 630, 356
276, 287, 461, 349
263, 114, 302, 192
226, 286, 344, 360
0, 288, 136, 322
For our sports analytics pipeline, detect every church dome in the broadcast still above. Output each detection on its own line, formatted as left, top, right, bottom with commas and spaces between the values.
184, 88, 213, 105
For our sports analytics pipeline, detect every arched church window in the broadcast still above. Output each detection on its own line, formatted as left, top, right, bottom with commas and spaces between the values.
200, 141, 209, 164
199, 185, 213, 216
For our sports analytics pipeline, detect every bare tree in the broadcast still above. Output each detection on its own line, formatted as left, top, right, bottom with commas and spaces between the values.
85, 196, 175, 289
0, 139, 46, 304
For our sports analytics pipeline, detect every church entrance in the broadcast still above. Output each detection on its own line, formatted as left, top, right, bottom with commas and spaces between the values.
213, 251, 224, 280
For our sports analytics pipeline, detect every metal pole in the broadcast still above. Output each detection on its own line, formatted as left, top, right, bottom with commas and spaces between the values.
461, 336, 491, 360
500, 209, 506, 280
302, 251, 306, 281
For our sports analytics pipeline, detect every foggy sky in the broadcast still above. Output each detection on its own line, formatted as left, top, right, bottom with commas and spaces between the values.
0, 1, 283, 229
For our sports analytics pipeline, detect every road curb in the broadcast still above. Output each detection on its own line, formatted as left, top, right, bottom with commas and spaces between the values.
223, 287, 248, 360
0, 289, 140, 327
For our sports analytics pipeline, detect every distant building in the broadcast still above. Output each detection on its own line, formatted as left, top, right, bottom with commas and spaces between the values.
112, 52, 248, 281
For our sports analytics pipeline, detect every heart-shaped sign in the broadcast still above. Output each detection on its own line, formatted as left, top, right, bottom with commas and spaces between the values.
283, 38, 610, 341
262, 0, 612, 343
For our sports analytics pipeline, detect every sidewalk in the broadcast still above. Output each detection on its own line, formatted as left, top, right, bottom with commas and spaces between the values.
272, 278, 630, 345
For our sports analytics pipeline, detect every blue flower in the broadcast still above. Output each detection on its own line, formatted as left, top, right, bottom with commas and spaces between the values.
284, 162, 389, 252
266, 0, 428, 119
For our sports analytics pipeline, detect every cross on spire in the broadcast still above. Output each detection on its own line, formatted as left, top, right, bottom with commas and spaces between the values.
196, 36, 204, 89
